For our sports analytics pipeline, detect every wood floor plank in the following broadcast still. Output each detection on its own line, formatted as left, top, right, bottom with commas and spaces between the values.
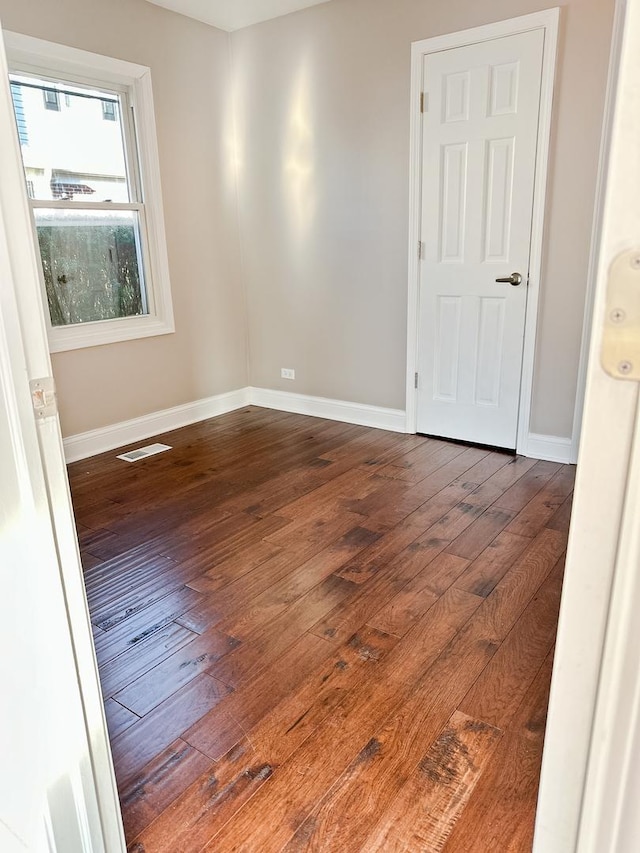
366, 584, 439, 638
263, 507, 370, 550
476, 527, 566, 641
458, 557, 564, 729
81, 551, 104, 571
442, 651, 555, 853
129, 626, 399, 853
111, 674, 231, 787
182, 632, 335, 761
376, 437, 456, 476
92, 586, 202, 665
175, 513, 363, 635
446, 505, 517, 561
119, 739, 213, 841
278, 590, 510, 852
546, 492, 574, 532
417, 552, 473, 596
215, 525, 381, 639
77, 525, 125, 561
505, 465, 575, 538
84, 538, 180, 591
104, 698, 139, 740
358, 470, 480, 529
99, 620, 198, 698
335, 479, 479, 586
492, 460, 561, 512
382, 442, 473, 483
453, 531, 533, 598
275, 467, 384, 521
197, 589, 484, 852
460, 450, 514, 484
366, 554, 469, 637
157, 512, 289, 567
461, 455, 539, 509
66, 410, 571, 850
114, 627, 241, 715
362, 711, 502, 853
209, 575, 356, 688
184, 539, 281, 594
300, 522, 563, 853
88, 554, 195, 631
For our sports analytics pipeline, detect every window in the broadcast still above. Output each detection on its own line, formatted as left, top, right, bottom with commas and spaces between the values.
101, 99, 117, 121
5, 32, 174, 352
42, 87, 60, 111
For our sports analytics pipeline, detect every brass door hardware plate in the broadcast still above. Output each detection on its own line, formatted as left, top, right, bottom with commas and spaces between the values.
29, 376, 57, 418
602, 250, 640, 381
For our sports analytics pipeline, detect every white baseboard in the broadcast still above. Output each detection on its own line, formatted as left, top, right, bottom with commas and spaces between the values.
525, 432, 576, 465
249, 386, 407, 433
63, 386, 573, 466
63, 388, 251, 463
63, 386, 406, 462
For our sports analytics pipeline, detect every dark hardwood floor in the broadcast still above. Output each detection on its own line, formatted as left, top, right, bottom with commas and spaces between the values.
68, 406, 574, 852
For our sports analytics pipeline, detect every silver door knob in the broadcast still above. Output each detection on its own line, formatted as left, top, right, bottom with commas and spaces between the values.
495, 272, 523, 286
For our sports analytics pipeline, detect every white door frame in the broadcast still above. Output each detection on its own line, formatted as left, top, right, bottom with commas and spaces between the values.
405, 9, 560, 455
534, 0, 640, 848
0, 20, 126, 852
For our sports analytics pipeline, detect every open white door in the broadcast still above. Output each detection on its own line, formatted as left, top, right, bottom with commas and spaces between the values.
0, 18, 125, 853
534, 1, 640, 850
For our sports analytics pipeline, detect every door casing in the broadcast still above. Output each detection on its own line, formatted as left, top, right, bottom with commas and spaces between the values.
405, 9, 560, 457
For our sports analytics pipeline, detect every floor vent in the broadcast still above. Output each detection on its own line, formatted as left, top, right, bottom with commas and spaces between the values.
117, 443, 172, 463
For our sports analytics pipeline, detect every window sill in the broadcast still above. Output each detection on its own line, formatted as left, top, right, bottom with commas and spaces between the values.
48, 314, 175, 353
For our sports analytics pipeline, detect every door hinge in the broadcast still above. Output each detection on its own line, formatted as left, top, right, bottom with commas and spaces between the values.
601, 249, 640, 381
414, 372, 419, 390
30, 376, 57, 419
420, 92, 428, 113
418, 241, 425, 260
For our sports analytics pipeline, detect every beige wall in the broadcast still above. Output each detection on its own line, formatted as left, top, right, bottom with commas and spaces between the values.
0, 0, 615, 441
0, 0, 248, 436
232, 0, 614, 438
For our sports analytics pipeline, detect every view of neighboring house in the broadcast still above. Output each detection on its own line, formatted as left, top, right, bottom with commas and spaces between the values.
10, 75, 128, 201
10, 76, 145, 325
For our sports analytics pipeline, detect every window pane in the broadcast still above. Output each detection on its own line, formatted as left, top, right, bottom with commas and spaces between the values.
34, 209, 147, 326
9, 75, 130, 202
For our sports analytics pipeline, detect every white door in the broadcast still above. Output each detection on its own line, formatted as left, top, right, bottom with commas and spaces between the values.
416, 30, 544, 448
0, 22, 125, 852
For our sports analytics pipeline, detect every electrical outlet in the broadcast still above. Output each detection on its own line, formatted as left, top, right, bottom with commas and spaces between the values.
281, 368, 295, 380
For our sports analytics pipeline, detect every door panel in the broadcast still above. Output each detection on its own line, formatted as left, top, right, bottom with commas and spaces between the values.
417, 30, 545, 448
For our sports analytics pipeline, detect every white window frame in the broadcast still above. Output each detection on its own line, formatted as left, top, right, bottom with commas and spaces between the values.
4, 32, 174, 352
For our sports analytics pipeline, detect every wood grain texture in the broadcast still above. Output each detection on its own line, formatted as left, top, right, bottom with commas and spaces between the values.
67, 408, 573, 851
458, 558, 565, 729
198, 590, 485, 852
111, 674, 231, 787
119, 739, 212, 840
115, 627, 241, 715
453, 530, 532, 597
104, 698, 138, 740
182, 633, 334, 761
100, 620, 198, 698
362, 711, 503, 852
442, 652, 556, 852
130, 626, 399, 853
